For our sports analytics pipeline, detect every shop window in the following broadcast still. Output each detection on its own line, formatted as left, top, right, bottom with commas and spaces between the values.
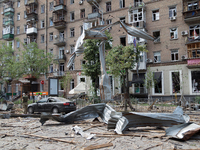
172, 72, 180, 93
192, 71, 200, 93
153, 72, 162, 93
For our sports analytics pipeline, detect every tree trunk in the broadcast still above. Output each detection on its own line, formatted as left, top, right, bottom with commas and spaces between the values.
125, 68, 135, 111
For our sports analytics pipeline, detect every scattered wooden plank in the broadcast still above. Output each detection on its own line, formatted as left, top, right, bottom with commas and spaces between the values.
144, 143, 162, 150
83, 143, 113, 150
24, 133, 76, 144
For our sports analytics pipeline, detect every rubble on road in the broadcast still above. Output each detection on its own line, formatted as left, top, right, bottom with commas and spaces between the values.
39, 103, 200, 141
0, 100, 14, 111
165, 122, 200, 140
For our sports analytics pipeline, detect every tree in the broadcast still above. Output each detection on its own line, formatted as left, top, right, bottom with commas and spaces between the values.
20, 42, 53, 102
106, 43, 147, 111
0, 41, 23, 98
60, 71, 72, 98
82, 30, 112, 97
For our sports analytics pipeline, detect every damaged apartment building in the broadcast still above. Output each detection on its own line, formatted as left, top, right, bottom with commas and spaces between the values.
0, 0, 199, 100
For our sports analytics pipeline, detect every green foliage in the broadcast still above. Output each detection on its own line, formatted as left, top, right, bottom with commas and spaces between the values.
104, 30, 113, 50
20, 42, 53, 78
195, 96, 200, 104
106, 43, 146, 77
0, 41, 22, 81
60, 71, 72, 94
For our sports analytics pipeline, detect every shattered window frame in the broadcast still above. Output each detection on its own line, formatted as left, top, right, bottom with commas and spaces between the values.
170, 71, 181, 94
153, 72, 163, 94
191, 70, 200, 93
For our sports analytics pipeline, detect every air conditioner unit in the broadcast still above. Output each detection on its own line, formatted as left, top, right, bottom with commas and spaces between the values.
146, 58, 153, 63
54, 68, 58, 72
1, 12, 4, 15
54, 35, 58, 39
79, 1, 83, 5
181, 31, 188, 36
65, 50, 69, 54
170, 16, 176, 21
181, 55, 187, 60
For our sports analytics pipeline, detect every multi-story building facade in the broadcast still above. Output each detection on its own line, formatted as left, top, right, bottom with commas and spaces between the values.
0, 0, 199, 100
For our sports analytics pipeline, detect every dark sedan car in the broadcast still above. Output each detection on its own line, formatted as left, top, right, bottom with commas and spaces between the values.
28, 97, 76, 114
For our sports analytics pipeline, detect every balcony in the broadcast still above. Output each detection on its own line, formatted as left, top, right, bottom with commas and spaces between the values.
54, 38, 66, 46
3, 20, 14, 26
54, 55, 66, 63
129, 2, 145, 10
3, 7, 14, 16
53, 5, 66, 12
26, 12, 38, 22
3, 34, 14, 40
26, 27, 37, 36
88, 12, 101, 19
54, 20, 66, 30
87, 0, 101, 4
183, 9, 200, 23
53, 71, 65, 77
26, 0, 38, 5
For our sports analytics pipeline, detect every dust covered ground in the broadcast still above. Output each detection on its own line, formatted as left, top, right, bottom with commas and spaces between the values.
0, 107, 200, 150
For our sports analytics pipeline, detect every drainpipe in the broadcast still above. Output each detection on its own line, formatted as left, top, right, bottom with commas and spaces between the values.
45, 0, 48, 80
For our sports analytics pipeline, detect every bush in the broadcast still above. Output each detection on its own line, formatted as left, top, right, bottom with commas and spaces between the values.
195, 96, 200, 104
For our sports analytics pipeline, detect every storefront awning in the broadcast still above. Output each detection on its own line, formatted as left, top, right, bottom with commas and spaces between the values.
69, 82, 86, 94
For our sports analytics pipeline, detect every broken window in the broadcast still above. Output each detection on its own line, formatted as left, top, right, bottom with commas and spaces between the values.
169, 6, 177, 17
59, 47, 64, 59
153, 72, 162, 94
152, 10, 159, 21
70, 45, 75, 54
120, 37, 126, 46
70, 28, 75, 37
154, 51, 161, 63
70, 79, 74, 90
106, 19, 112, 30
153, 31, 160, 43
170, 28, 178, 39
70, 12, 75, 21
189, 25, 200, 39
49, 32, 53, 41
134, 0, 143, 7
49, 64, 53, 73
172, 72, 180, 93
106, 2, 111, 12
119, 0, 125, 8
80, 9, 85, 18
188, 1, 198, 11
191, 71, 200, 93
171, 49, 178, 61
59, 80, 64, 90
92, 6, 98, 13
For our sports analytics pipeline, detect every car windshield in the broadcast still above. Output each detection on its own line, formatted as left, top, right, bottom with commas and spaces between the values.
54, 97, 71, 102
37, 98, 48, 103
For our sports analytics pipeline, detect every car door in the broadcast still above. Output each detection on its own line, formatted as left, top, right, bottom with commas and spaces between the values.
45, 98, 56, 112
36, 98, 47, 112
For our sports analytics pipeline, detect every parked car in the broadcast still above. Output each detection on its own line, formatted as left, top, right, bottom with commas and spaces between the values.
27, 97, 76, 114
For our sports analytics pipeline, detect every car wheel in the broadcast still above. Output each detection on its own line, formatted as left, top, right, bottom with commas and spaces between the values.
52, 107, 59, 113
28, 107, 34, 114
